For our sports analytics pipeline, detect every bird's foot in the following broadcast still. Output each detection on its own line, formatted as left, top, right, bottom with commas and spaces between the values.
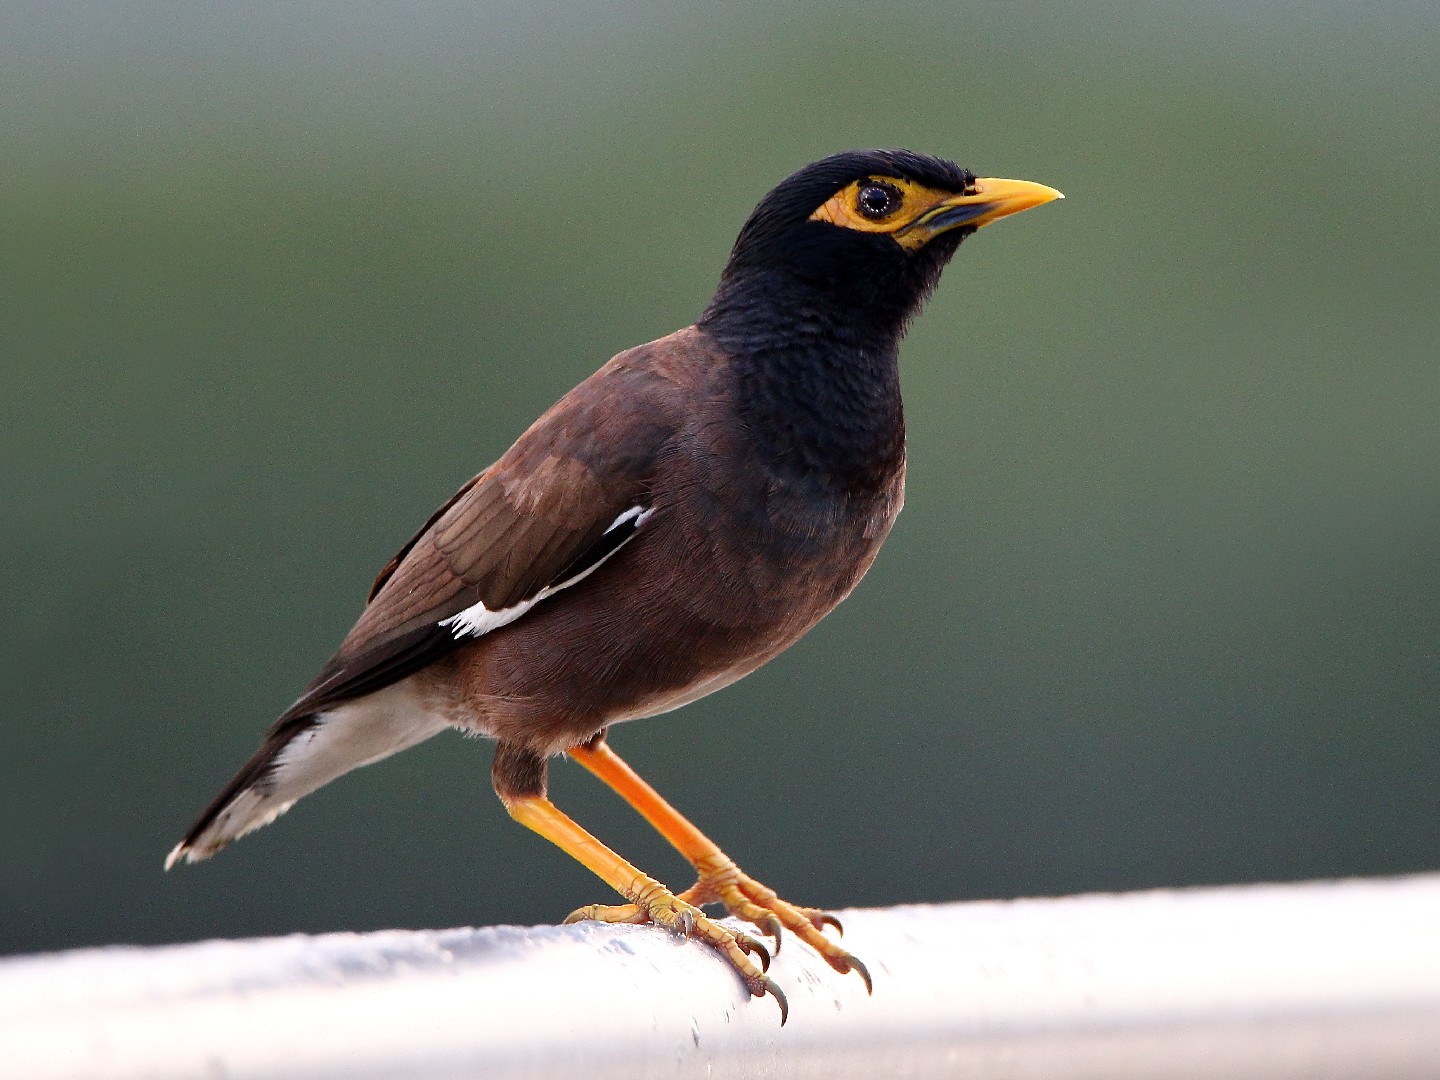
565, 880, 789, 1023
679, 858, 871, 993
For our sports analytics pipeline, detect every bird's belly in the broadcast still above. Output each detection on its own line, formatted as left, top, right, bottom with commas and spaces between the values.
464, 476, 901, 751
608, 662, 756, 723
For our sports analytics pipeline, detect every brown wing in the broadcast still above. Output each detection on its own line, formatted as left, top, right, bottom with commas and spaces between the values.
280, 337, 692, 720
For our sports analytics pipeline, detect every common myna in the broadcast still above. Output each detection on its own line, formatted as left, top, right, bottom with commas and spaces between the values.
169, 149, 1061, 1021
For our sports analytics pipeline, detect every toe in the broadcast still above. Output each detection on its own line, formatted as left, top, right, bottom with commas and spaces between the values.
564, 902, 648, 925
706, 872, 871, 992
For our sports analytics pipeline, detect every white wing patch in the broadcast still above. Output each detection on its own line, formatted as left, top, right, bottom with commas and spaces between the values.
439, 506, 653, 640
603, 505, 650, 534
438, 592, 549, 640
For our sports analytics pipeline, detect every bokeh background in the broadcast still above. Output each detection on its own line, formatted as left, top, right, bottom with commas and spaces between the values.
4, 1, 1437, 956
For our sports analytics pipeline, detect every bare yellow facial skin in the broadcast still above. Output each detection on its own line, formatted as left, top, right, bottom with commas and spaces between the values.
809, 175, 1063, 250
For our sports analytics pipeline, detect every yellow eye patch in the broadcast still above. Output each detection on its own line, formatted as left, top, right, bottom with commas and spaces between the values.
808, 176, 973, 251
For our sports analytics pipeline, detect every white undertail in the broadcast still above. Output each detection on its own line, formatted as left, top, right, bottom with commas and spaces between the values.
166, 678, 449, 868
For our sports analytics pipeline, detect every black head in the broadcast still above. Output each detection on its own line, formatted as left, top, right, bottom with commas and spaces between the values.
701, 149, 1061, 345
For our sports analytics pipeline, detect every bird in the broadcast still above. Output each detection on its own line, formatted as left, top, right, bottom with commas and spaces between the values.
167, 149, 1061, 1023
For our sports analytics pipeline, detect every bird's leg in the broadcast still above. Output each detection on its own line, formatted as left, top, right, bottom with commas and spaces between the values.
494, 742, 787, 1021
567, 738, 871, 992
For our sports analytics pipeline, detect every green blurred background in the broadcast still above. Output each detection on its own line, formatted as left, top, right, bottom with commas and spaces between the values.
3, 1, 1437, 956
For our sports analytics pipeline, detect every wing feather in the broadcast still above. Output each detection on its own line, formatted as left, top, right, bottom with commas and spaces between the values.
278, 340, 689, 720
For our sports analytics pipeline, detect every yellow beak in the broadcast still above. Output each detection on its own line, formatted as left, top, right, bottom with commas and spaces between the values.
899, 177, 1064, 246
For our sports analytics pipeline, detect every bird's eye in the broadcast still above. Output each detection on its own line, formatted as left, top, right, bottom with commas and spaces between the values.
856, 181, 901, 220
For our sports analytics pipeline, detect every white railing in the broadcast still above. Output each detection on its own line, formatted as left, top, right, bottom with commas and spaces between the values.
3, 874, 1439, 1079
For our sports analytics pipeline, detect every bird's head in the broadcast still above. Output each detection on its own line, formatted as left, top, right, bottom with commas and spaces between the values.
703, 149, 1061, 341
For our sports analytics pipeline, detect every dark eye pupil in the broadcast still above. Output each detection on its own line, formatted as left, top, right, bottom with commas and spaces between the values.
858, 183, 897, 218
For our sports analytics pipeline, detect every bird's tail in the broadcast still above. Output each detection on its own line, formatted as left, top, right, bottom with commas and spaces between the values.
165, 679, 450, 868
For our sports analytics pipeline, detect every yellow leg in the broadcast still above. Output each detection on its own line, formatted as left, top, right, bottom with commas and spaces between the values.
505, 793, 789, 1021
567, 741, 871, 992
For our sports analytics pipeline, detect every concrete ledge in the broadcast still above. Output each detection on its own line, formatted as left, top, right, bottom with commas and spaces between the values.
3, 874, 1439, 1078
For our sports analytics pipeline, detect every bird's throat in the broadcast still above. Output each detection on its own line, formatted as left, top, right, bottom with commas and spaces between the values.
702, 276, 907, 496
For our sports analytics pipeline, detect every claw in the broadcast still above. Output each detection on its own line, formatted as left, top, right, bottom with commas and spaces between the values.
759, 976, 789, 1026
846, 955, 874, 995
675, 908, 695, 939
816, 912, 844, 937
737, 935, 772, 973
760, 913, 784, 951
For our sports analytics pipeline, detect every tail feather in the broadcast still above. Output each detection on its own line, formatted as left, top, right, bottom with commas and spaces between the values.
166, 679, 451, 868
166, 716, 317, 868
